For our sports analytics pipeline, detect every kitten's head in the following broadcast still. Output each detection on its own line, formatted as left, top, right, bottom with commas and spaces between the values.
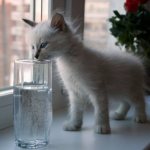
23, 13, 72, 60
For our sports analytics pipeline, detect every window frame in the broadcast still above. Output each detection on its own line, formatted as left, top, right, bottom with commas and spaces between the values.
0, 0, 85, 130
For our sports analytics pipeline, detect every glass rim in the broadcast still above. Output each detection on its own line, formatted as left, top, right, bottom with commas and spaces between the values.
14, 59, 51, 64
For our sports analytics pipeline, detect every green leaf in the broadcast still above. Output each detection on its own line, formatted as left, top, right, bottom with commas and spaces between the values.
113, 10, 123, 19
109, 6, 150, 59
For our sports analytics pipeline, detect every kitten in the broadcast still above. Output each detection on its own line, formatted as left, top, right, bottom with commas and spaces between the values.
23, 13, 147, 134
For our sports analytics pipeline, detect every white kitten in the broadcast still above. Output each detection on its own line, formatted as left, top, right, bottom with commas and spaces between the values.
23, 13, 147, 134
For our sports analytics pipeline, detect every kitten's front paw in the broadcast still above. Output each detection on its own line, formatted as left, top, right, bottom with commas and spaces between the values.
94, 125, 111, 134
134, 114, 147, 123
63, 121, 82, 131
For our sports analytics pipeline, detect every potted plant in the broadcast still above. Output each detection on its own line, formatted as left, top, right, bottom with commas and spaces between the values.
109, 0, 150, 93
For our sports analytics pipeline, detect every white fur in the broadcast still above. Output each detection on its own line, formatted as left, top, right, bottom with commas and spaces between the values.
28, 17, 147, 134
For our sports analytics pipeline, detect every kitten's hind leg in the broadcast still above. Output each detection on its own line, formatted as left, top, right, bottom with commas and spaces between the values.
63, 91, 84, 131
112, 101, 130, 120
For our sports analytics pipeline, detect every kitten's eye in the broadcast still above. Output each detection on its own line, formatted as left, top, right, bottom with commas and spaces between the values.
40, 42, 48, 49
32, 45, 34, 50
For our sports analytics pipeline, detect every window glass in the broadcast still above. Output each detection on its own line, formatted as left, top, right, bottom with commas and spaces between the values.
35, 0, 48, 21
0, 0, 30, 88
84, 0, 124, 50
84, 0, 110, 50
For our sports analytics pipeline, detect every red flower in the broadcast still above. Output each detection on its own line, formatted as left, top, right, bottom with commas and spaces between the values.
124, 0, 140, 13
124, 0, 149, 13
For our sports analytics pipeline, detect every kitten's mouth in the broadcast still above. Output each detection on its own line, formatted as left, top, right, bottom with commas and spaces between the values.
34, 54, 52, 61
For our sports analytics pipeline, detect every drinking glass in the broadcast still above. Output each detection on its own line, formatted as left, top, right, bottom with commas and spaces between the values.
13, 59, 52, 149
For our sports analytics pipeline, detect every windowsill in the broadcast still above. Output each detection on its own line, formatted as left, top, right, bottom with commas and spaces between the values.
1, 98, 150, 150
0, 88, 13, 97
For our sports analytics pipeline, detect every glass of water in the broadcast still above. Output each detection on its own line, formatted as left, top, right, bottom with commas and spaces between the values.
13, 59, 52, 149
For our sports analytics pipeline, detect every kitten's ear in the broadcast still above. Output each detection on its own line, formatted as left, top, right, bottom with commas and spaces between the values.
22, 18, 37, 27
51, 13, 67, 31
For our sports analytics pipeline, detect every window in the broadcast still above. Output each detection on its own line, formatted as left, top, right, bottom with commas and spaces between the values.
0, 0, 31, 89
84, 0, 109, 50
84, 0, 125, 51
35, 0, 49, 22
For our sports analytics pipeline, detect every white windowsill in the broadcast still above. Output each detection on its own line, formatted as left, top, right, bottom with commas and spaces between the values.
0, 98, 150, 150
0, 90, 13, 129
